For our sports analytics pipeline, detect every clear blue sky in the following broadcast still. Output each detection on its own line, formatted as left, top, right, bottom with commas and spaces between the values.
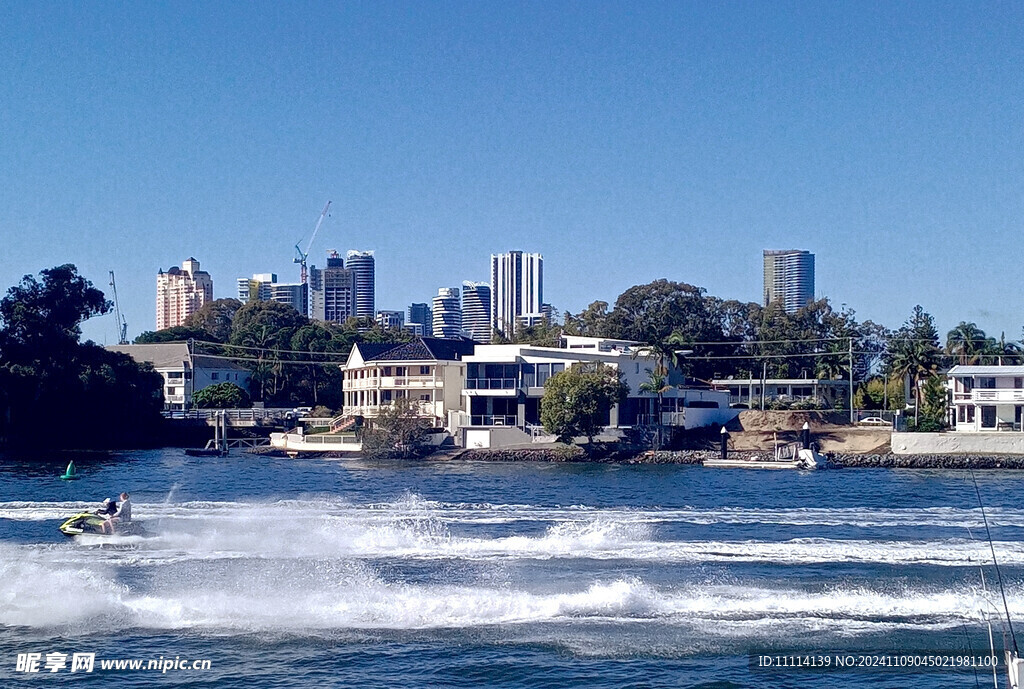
2, 1, 1023, 344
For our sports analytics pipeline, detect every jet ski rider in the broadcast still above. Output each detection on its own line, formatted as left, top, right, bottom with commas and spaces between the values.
101, 492, 132, 534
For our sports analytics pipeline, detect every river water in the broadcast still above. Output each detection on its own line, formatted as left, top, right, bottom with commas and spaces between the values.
1, 449, 1022, 687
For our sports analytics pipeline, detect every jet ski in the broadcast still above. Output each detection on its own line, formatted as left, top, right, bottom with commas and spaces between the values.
59, 512, 148, 537
59, 500, 147, 537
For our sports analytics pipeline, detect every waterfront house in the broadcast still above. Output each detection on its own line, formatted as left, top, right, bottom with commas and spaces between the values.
711, 376, 848, 409
340, 337, 477, 431
107, 343, 251, 411
947, 365, 1024, 432
459, 336, 733, 447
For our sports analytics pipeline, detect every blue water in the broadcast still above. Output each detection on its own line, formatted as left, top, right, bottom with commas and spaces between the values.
1, 450, 1022, 687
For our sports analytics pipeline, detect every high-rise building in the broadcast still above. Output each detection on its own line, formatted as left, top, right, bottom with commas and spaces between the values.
270, 282, 307, 315
376, 310, 405, 329
408, 302, 432, 335
432, 287, 462, 339
491, 251, 543, 338
763, 249, 815, 314
346, 251, 375, 318
237, 273, 277, 303
310, 252, 356, 323
461, 281, 492, 343
156, 257, 213, 330
237, 272, 306, 315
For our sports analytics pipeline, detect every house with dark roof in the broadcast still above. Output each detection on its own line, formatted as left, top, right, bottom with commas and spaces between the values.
341, 337, 477, 431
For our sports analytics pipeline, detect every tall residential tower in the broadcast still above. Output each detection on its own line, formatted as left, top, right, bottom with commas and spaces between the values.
461, 281, 492, 343
156, 257, 213, 330
763, 249, 815, 314
346, 251, 375, 319
432, 287, 462, 339
490, 251, 543, 338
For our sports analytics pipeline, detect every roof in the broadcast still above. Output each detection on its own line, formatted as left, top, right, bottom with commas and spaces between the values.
106, 344, 249, 372
353, 337, 476, 363
948, 365, 1024, 376
107, 343, 190, 369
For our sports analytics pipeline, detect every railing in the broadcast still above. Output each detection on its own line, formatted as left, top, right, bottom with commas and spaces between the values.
381, 376, 441, 388
465, 378, 518, 390
972, 389, 1024, 402
470, 414, 518, 426
162, 408, 293, 421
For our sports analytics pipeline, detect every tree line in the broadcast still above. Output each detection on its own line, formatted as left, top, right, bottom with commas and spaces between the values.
0, 266, 165, 450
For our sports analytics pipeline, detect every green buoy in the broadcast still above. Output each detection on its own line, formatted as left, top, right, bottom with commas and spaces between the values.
60, 460, 79, 481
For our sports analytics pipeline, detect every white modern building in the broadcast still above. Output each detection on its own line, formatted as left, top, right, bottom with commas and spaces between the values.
376, 310, 405, 330
107, 343, 250, 411
948, 365, 1024, 432
461, 281, 492, 343
156, 258, 213, 330
763, 249, 815, 314
459, 336, 733, 447
491, 251, 543, 338
346, 250, 375, 319
237, 272, 307, 315
340, 337, 477, 431
432, 287, 462, 339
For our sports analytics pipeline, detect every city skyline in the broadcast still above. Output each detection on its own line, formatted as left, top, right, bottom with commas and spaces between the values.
4, 4, 1024, 344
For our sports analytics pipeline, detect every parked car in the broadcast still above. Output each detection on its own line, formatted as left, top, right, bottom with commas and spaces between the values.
858, 417, 890, 426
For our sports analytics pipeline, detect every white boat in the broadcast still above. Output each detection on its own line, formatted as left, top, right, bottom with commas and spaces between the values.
703, 441, 827, 470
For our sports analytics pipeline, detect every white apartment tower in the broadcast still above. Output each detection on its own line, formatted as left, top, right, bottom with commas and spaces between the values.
156, 257, 213, 330
346, 251, 375, 319
432, 287, 462, 339
461, 281, 492, 343
490, 251, 543, 338
763, 249, 815, 314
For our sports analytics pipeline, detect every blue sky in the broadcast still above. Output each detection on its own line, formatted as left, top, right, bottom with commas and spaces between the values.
2, 1, 1023, 344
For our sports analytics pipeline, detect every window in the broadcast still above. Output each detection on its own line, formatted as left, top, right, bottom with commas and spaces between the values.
167, 372, 183, 380
980, 377, 996, 389
396, 366, 407, 376
167, 387, 177, 396
1016, 378, 1023, 390
420, 394, 431, 401
958, 406, 966, 423
381, 390, 392, 402
962, 378, 973, 393
966, 406, 975, 423
211, 372, 219, 380
420, 366, 431, 375
383, 367, 392, 376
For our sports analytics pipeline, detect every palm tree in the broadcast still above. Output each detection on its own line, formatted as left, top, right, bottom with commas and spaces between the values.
946, 322, 987, 365
638, 364, 672, 448
889, 339, 940, 424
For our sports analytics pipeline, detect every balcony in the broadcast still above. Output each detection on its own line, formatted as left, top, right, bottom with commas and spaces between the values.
965, 389, 1024, 403
469, 414, 518, 427
381, 376, 441, 388
464, 378, 518, 396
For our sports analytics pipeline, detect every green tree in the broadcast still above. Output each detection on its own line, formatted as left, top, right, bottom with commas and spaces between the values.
183, 298, 242, 342
134, 325, 209, 344
540, 363, 628, 450
945, 321, 991, 365
360, 397, 432, 458
564, 301, 609, 338
0, 265, 163, 450
887, 306, 941, 424
192, 381, 252, 409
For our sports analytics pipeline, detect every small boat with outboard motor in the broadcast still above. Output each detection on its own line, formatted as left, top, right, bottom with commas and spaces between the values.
703, 442, 829, 470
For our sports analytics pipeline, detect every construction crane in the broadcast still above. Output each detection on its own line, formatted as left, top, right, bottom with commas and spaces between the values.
294, 201, 332, 285
109, 270, 128, 345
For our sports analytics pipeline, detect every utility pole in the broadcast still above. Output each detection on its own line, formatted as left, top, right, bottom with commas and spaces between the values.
849, 337, 855, 424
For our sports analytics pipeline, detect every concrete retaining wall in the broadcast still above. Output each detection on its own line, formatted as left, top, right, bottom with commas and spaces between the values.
891, 432, 1024, 455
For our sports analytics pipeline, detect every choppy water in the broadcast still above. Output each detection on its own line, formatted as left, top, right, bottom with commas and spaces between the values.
1, 450, 1022, 687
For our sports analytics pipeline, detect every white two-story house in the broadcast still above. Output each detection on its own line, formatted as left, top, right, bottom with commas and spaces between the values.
341, 337, 477, 431
107, 343, 251, 410
947, 365, 1024, 432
